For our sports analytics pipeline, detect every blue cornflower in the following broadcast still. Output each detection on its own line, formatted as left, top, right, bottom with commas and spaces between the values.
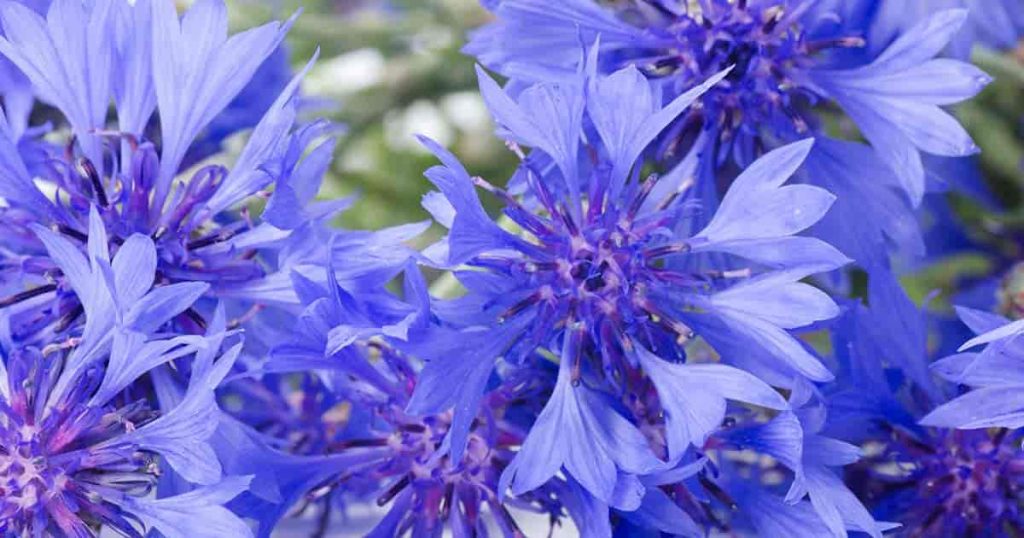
714, 394, 898, 538
0, 207, 249, 537
214, 262, 582, 536
0, 0, 352, 344
339, 348, 566, 537
408, 50, 847, 511
466, 0, 990, 267
819, 270, 1024, 535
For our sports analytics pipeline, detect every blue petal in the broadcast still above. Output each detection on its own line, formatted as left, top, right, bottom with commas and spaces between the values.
955, 305, 1011, 335
112, 0, 156, 134
212, 416, 390, 535
418, 135, 513, 264
636, 345, 788, 461
0, 0, 113, 163
501, 347, 662, 509
0, 107, 49, 212
958, 317, 1024, 350
861, 268, 942, 400
477, 64, 584, 208
708, 270, 839, 329
126, 281, 210, 333
920, 385, 1024, 429
694, 140, 838, 255
814, 10, 986, 205
205, 51, 320, 217
30, 224, 91, 302
406, 320, 527, 464
263, 127, 336, 230
116, 343, 242, 485
622, 486, 702, 538
684, 308, 835, 383
803, 465, 891, 538
721, 412, 804, 475
91, 330, 206, 406
112, 476, 254, 538
559, 478, 612, 538
867, 9, 970, 72
111, 233, 157, 306
732, 484, 832, 537
465, 0, 642, 83
151, 0, 294, 205
803, 138, 923, 267
587, 63, 729, 194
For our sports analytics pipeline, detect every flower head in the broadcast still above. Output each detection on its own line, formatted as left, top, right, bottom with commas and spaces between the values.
408, 51, 847, 509
219, 260, 576, 536
0, 212, 248, 537
863, 428, 1024, 535
0, 0, 355, 344
342, 347, 565, 537
816, 269, 1024, 535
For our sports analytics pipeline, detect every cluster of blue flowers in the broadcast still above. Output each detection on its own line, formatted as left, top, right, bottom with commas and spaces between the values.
0, 0, 1022, 536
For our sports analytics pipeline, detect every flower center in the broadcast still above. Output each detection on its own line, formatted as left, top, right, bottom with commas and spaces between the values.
570, 256, 609, 293
0, 141, 265, 337
631, 1, 863, 146
0, 443, 49, 510
872, 429, 1024, 535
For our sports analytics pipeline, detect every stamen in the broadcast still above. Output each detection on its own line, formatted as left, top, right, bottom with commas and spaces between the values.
54, 224, 89, 243
92, 130, 141, 152
64, 134, 77, 162
376, 474, 411, 507
491, 500, 525, 538
440, 483, 454, 520
523, 161, 561, 219
332, 438, 388, 449
568, 321, 586, 387
0, 284, 57, 309
991, 428, 1009, 451
187, 229, 238, 251
807, 36, 866, 53
654, 178, 695, 212
556, 203, 579, 237
644, 243, 690, 259
627, 174, 659, 219
77, 158, 108, 208
227, 304, 265, 330
184, 308, 207, 330
473, 175, 556, 237
642, 303, 694, 344
704, 268, 752, 280
498, 293, 541, 323
54, 304, 84, 332
762, 6, 784, 33
698, 474, 738, 510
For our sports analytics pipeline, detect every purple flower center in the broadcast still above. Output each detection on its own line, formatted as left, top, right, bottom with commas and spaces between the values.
862, 428, 1024, 535
0, 348, 156, 535
626, 1, 863, 147
0, 140, 266, 339
483, 170, 703, 372
912, 430, 1024, 532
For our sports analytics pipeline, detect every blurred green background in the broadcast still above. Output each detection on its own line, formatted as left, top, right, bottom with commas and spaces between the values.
228, 0, 515, 235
